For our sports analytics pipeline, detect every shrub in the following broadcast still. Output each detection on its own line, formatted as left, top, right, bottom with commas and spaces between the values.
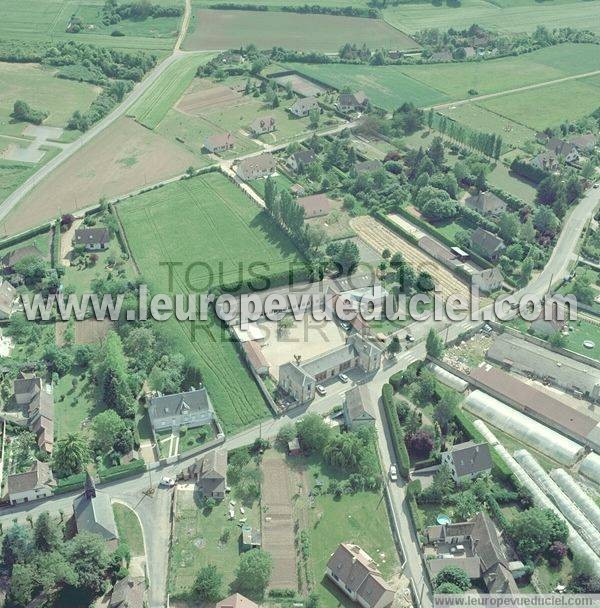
382, 384, 410, 479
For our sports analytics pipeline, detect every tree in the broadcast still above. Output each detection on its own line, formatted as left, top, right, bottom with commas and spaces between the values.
277, 315, 294, 338
13, 255, 47, 284
329, 240, 360, 275
91, 410, 128, 453
387, 335, 401, 356
33, 512, 61, 553
99, 331, 135, 417
390, 252, 404, 270
571, 273, 595, 305
52, 433, 89, 477
2, 523, 32, 565
296, 413, 331, 453
309, 108, 320, 129
425, 329, 444, 358
406, 429, 434, 458
548, 541, 568, 566
498, 212, 520, 243
65, 531, 110, 593
475, 169, 486, 193
12, 99, 48, 125
508, 507, 568, 561
323, 432, 363, 470
276, 422, 297, 445
264, 176, 277, 211
427, 136, 445, 167
195, 564, 223, 602
435, 582, 463, 594
433, 387, 459, 432
533, 206, 559, 234
6, 563, 36, 607
417, 271, 435, 292
519, 218, 536, 243
433, 566, 471, 591
235, 549, 272, 597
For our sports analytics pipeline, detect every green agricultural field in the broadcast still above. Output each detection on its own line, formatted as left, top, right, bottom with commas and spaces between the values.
183, 9, 418, 52
478, 75, 600, 131
0, 62, 100, 134
383, 0, 600, 35
129, 53, 215, 130
282, 63, 450, 111
400, 44, 600, 100
438, 104, 536, 149
191, 0, 372, 6
0, 0, 183, 51
118, 171, 303, 431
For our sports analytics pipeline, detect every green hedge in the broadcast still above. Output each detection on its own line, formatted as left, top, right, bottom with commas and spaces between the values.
406, 479, 424, 531
510, 158, 549, 185
382, 384, 410, 480
216, 264, 312, 295
0, 223, 51, 252
54, 472, 87, 495
98, 459, 146, 483
453, 409, 512, 483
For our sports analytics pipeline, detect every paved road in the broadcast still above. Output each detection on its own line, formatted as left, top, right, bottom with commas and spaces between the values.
0, 0, 193, 229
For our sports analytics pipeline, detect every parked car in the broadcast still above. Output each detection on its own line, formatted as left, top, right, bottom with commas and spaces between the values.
389, 465, 398, 482
316, 385, 327, 396
160, 477, 175, 488
340, 321, 351, 331
338, 373, 349, 383
406, 334, 415, 343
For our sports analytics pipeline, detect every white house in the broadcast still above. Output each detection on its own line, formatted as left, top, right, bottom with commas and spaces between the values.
289, 97, 319, 117
7, 460, 55, 505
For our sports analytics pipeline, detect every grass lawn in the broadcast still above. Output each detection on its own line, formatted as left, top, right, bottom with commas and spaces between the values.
0, 62, 99, 134
433, 217, 474, 241
478, 75, 600, 132
129, 54, 215, 130
169, 478, 261, 596
118, 171, 303, 432
53, 367, 103, 439
382, 0, 600, 35
249, 173, 294, 198
399, 44, 600, 100
113, 503, 145, 556
0, 0, 182, 51
283, 62, 450, 111
535, 557, 573, 592
562, 318, 600, 360
178, 424, 212, 453
438, 103, 537, 150
488, 162, 537, 203
183, 9, 418, 52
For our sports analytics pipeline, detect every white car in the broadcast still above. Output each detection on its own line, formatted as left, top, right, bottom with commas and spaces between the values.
406, 334, 415, 343
316, 385, 327, 396
339, 373, 349, 383
389, 465, 398, 482
160, 476, 175, 488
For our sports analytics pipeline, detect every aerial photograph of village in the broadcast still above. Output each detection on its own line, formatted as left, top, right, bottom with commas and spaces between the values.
0, 0, 599, 606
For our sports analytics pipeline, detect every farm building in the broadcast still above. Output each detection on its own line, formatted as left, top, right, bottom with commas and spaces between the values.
235, 153, 276, 180
217, 594, 258, 608
148, 387, 215, 432
465, 191, 506, 216
0, 280, 17, 319
470, 228, 505, 262
469, 364, 600, 452
354, 159, 382, 174
342, 385, 375, 430
289, 96, 319, 117
1, 244, 44, 273
73, 227, 110, 251
471, 267, 504, 293
287, 149, 316, 172
546, 138, 579, 162
424, 511, 519, 594
440, 441, 492, 483
7, 460, 55, 505
242, 340, 269, 376
464, 390, 585, 466
184, 449, 228, 499
250, 116, 276, 136
337, 91, 369, 113
487, 333, 600, 399
204, 132, 235, 153
418, 236, 462, 269
296, 193, 333, 218
326, 543, 395, 608
73, 474, 119, 549
279, 334, 382, 403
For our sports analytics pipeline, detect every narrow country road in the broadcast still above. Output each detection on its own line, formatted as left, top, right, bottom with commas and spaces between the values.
0, 0, 193, 228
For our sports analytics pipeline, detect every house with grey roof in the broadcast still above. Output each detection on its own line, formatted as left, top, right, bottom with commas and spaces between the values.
0, 280, 17, 319
569, 133, 597, 152
546, 138, 579, 163
110, 577, 145, 608
289, 96, 319, 117
471, 267, 504, 293
343, 385, 375, 430
465, 191, 506, 216
425, 511, 519, 594
287, 149, 317, 172
7, 460, 55, 505
74, 227, 110, 251
326, 543, 395, 608
148, 387, 215, 432
73, 473, 119, 548
338, 91, 369, 113
441, 441, 492, 483
204, 132, 235, 154
250, 116, 276, 136
13, 375, 54, 454
235, 152, 276, 180
184, 449, 227, 499
279, 334, 382, 403
471, 228, 505, 262
530, 151, 559, 172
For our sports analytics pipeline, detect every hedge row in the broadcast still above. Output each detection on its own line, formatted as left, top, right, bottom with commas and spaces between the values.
487, 185, 527, 213
54, 472, 87, 495
51, 222, 62, 270
453, 409, 513, 483
216, 264, 312, 295
0, 223, 51, 252
510, 158, 549, 185
406, 479, 424, 531
98, 459, 146, 483
382, 383, 410, 480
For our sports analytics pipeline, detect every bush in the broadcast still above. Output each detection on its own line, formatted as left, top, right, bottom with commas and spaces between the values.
382, 384, 410, 479
98, 459, 145, 483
